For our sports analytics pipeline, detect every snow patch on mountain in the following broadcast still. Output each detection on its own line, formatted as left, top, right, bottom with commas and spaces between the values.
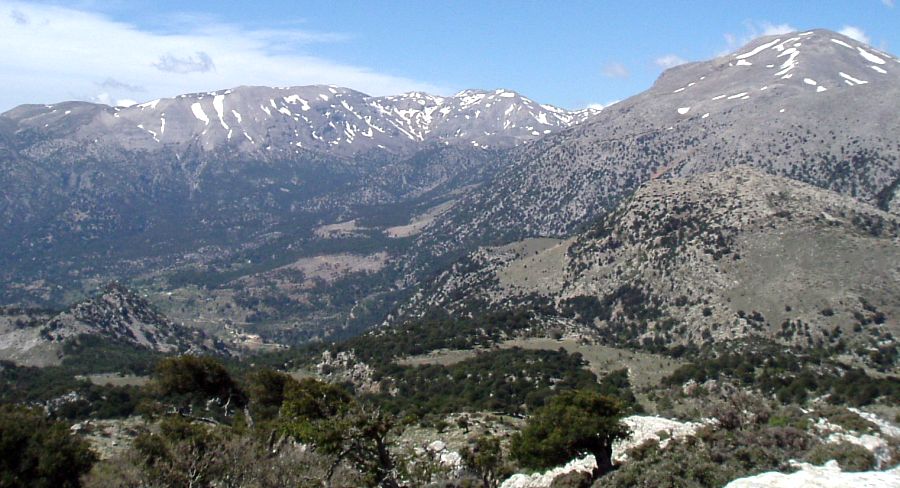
190, 103, 209, 125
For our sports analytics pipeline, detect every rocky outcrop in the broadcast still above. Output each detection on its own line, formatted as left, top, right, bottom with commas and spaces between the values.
315, 350, 381, 394
613, 415, 715, 463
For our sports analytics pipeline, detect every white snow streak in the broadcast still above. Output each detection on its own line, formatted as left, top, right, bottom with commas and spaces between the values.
213, 94, 229, 130
831, 38, 854, 49
190, 103, 209, 125
858, 47, 886, 65
736, 38, 781, 60
839, 72, 868, 85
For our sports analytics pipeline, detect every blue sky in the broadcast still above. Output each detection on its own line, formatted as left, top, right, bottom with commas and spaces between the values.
0, 0, 898, 111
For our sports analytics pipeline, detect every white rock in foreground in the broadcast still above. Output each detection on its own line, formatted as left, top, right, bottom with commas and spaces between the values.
827, 432, 892, 469
499, 455, 596, 488
851, 408, 900, 439
613, 415, 713, 463
812, 409, 900, 469
723, 460, 900, 488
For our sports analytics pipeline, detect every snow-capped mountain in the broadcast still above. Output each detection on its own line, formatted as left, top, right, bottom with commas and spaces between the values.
416, 29, 900, 256
0, 83, 598, 306
624, 28, 898, 127
3, 86, 597, 158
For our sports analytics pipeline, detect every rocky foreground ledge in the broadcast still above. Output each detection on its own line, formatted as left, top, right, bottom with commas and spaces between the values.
497, 414, 900, 488
724, 461, 900, 488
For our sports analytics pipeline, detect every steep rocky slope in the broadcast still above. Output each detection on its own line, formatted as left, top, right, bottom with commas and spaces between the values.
405, 167, 899, 359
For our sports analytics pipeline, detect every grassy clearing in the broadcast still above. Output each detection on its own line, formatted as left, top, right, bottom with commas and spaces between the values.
84, 374, 150, 387
397, 338, 685, 390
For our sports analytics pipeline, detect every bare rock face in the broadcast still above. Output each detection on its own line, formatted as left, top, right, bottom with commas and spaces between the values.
613, 416, 714, 464
315, 350, 381, 394
499, 455, 597, 488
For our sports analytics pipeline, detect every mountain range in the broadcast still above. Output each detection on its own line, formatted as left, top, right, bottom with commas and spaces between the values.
0, 28, 898, 360
0, 86, 595, 306
4, 86, 596, 157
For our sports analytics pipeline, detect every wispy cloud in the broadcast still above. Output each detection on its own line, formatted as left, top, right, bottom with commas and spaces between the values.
9, 7, 25, 24
655, 54, 688, 70
882, 0, 894, 7
0, 1, 444, 111
759, 22, 795, 36
153, 52, 216, 74
838, 25, 871, 44
602, 62, 629, 79
97, 78, 145, 92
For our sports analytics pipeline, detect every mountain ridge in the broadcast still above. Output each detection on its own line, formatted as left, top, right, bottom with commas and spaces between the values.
2, 85, 599, 159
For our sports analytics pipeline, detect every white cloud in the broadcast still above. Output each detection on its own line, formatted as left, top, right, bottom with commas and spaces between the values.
882, 0, 894, 7
759, 22, 795, 36
720, 21, 796, 55
838, 26, 871, 44
655, 54, 688, 70
0, 1, 445, 111
602, 62, 629, 79
586, 100, 619, 110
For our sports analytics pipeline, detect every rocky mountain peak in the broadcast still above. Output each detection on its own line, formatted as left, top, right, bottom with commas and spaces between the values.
39, 283, 216, 354
651, 29, 898, 120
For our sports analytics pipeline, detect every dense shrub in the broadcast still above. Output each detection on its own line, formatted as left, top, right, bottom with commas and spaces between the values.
374, 348, 613, 416
0, 405, 96, 488
601, 424, 815, 488
664, 344, 900, 406
804, 442, 875, 472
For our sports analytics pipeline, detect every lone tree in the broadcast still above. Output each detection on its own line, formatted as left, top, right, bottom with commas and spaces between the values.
461, 434, 506, 488
279, 378, 400, 488
153, 355, 246, 417
510, 390, 628, 474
